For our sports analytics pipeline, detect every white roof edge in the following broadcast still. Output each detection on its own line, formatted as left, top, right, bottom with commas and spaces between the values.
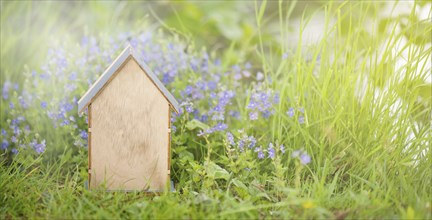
77, 45, 180, 114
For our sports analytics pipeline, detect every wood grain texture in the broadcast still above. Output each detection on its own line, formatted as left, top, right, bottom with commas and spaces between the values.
90, 58, 169, 191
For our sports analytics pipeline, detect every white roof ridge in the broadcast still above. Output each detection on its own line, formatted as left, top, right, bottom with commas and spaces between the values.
77, 44, 180, 114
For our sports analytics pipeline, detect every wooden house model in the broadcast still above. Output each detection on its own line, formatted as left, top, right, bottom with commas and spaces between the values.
78, 45, 179, 191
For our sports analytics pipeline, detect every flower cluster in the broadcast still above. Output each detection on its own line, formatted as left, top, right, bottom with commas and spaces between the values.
1, 29, 308, 165
0, 118, 46, 154
247, 88, 280, 120
225, 130, 288, 160
286, 107, 306, 124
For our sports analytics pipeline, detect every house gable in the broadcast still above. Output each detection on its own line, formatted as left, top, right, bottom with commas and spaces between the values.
78, 45, 179, 114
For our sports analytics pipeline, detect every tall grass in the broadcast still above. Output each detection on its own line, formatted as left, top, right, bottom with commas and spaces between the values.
1, 1, 431, 219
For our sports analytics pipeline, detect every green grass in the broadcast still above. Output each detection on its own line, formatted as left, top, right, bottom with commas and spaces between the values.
1, 1, 431, 219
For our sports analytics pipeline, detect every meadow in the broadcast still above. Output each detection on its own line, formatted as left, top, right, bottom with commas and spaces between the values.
1, 1, 431, 219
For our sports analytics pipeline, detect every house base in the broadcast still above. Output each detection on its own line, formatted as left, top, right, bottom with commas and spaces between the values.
84, 180, 176, 193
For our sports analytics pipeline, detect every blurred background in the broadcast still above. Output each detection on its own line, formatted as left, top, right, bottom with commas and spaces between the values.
2, 1, 429, 83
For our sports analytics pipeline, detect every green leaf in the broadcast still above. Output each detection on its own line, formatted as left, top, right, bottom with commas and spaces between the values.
205, 161, 230, 180
185, 119, 210, 131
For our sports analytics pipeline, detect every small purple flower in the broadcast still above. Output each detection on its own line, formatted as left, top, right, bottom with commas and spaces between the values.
171, 125, 177, 133
298, 115, 305, 124
69, 72, 78, 81
226, 132, 235, 145
1, 139, 9, 150
1, 129, 6, 136
258, 151, 265, 159
13, 126, 21, 136
34, 140, 46, 154
185, 105, 194, 113
238, 139, 245, 151
11, 148, 18, 154
268, 143, 275, 159
2, 80, 12, 99
292, 149, 312, 165
61, 119, 70, 126
262, 110, 272, 118
273, 93, 280, 104
213, 122, 228, 131
249, 111, 258, 120
247, 136, 256, 148
300, 153, 311, 165
18, 96, 28, 109
287, 108, 295, 117
279, 144, 285, 154
9, 102, 14, 109
80, 130, 88, 139
255, 146, 265, 159
282, 53, 288, 59
41, 101, 48, 108
11, 136, 17, 143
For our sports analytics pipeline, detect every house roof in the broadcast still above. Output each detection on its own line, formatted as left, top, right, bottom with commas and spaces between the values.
77, 45, 180, 114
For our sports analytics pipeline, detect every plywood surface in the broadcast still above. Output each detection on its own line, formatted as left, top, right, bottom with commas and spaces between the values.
90, 58, 169, 191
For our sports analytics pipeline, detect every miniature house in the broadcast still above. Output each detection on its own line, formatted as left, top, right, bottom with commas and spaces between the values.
78, 45, 179, 191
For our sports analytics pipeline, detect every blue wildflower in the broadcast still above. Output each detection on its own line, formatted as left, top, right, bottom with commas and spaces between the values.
298, 115, 305, 124
41, 101, 48, 108
11, 148, 18, 154
258, 150, 265, 159
18, 96, 28, 109
262, 110, 272, 118
273, 93, 280, 104
247, 136, 257, 148
13, 126, 21, 136
69, 72, 78, 81
11, 136, 17, 143
237, 139, 245, 151
185, 105, 194, 113
292, 149, 311, 165
280, 144, 285, 154
213, 122, 227, 131
249, 111, 258, 120
1, 139, 9, 150
1, 129, 6, 136
287, 108, 295, 117
255, 146, 265, 159
226, 132, 235, 145
33, 140, 46, 154
268, 143, 275, 159
2, 80, 12, 99
300, 153, 311, 165
80, 130, 88, 139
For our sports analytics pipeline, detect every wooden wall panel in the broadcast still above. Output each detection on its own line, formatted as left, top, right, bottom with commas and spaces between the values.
90, 58, 169, 191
